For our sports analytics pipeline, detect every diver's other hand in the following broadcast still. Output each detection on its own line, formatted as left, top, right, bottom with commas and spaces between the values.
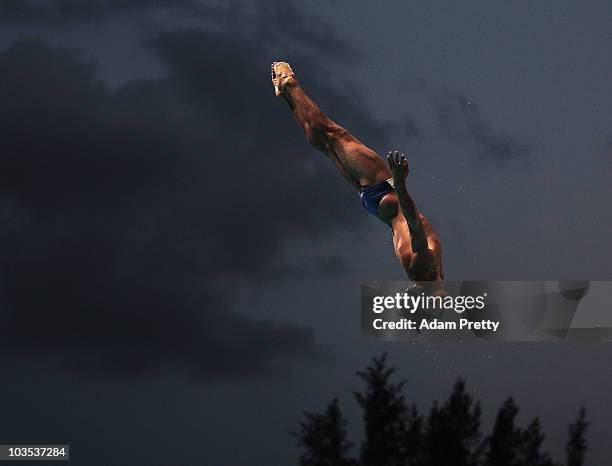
387, 150, 409, 184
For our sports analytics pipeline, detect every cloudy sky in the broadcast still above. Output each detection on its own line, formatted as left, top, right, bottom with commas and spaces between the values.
0, 1, 610, 464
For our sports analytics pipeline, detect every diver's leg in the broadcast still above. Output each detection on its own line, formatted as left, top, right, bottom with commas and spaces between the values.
272, 61, 390, 189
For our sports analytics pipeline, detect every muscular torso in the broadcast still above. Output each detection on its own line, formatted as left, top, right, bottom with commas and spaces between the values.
378, 192, 444, 281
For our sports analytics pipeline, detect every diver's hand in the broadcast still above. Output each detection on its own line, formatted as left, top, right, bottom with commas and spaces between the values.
387, 150, 409, 186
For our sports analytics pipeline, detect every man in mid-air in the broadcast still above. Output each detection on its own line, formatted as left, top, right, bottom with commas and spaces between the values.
271, 62, 444, 282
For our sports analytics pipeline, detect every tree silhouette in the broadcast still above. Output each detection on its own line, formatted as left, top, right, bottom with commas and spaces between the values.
404, 404, 425, 466
425, 379, 483, 466
565, 407, 588, 466
293, 355, 590, 466
485, 398, 522, 466
293, 397, 356, 466
354, 353, 422, 466
484, 399, 553, 466
519, 419, 553, 466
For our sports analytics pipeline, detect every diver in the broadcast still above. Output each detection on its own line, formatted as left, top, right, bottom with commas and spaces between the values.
271, 62, 444, 282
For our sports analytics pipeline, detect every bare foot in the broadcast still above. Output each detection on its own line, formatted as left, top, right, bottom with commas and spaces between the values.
271, 61, 297, 97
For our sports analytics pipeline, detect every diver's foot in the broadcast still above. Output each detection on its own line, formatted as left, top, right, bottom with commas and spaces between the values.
271, 61, 297, 97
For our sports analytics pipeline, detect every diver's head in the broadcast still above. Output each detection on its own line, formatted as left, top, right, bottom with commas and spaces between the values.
408, 262, 440, 282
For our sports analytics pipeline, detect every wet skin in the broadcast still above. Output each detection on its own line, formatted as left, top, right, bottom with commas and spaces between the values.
271, 62, 444, 282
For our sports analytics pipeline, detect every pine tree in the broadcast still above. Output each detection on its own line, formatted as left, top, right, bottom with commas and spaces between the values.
566, 407, 588, 466
519, 418, 553, 466
403, 404, 425, 466
292, 355, 590, 466
293, 397, 356, 466
425, 379, 483, 466
485, 398, 522, 466
354, 353, 421, 466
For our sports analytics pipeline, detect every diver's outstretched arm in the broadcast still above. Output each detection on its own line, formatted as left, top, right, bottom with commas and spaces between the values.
387, 151, 429, 252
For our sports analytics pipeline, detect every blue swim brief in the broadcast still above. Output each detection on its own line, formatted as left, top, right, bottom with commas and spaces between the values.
359, 178, 394, 216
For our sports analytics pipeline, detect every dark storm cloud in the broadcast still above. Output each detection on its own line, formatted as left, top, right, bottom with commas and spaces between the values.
0, 4, 389, 376
434, 88, 528, 164
0, 0, 205, 19
412, 80, 529, 164
404, 115, 423, 141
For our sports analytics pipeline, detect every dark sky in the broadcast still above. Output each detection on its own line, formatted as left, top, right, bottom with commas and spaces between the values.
0, 1, 610, 465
